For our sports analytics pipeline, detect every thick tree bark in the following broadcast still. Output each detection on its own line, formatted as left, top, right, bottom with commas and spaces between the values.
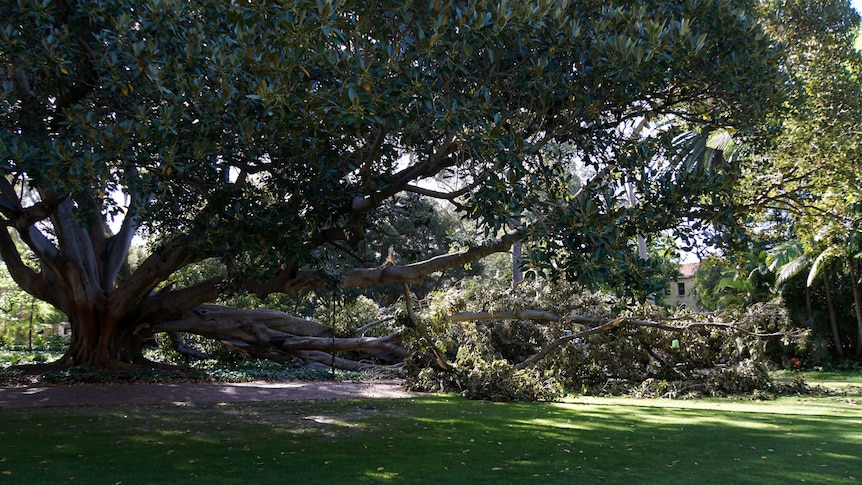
60, 309, 146, 368
148, 304, 334, 338
145, 304, 408, 370
2, 210, 518, 369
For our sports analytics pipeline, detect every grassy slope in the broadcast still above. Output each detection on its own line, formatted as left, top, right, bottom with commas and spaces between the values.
1, 390, 859, 484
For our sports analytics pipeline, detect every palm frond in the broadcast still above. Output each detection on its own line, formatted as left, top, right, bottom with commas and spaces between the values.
706, 128, 736, 152
808, 245, 842, 287
777, 254, 811, 287
766, 240, 804, 271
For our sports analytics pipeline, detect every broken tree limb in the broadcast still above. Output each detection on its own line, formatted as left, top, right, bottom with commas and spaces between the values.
513, 317, 625, 370
450, 310, 562, 322
563, 313, 800, 338
512, 315, 801, 370
403, 282, 453, 371
355, 316, 397, 336
291, 350, 397, 371
213, 338, 398, 371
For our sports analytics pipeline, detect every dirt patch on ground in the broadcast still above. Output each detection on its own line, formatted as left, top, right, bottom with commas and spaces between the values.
0, 380, 416, 408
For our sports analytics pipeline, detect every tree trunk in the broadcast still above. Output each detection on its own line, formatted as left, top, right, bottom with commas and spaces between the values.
822, 267, 844, 360
512, 240, 523, 287
850, 257, 862, 359
60, 308, 144, 368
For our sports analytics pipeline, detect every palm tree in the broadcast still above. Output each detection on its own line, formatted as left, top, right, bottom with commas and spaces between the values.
812, 225, 862, 359
851, 254, 862, 358
845, 230, 862, 358
769, 239, 845, 359
766, 227, 862, 360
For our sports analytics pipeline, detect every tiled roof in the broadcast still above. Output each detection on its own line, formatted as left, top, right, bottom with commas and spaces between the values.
679, 262, 700, 278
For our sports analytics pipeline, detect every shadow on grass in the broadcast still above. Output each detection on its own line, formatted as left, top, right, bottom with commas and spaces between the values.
0, 394, 859, 484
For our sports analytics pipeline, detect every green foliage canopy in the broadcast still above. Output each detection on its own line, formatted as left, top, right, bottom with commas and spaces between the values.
0, 0, 789, 366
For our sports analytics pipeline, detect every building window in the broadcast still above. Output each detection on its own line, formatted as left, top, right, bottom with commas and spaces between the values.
677, 282, 686, 296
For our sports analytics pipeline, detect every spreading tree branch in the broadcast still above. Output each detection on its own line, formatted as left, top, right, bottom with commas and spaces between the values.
102, 191, 149, 291
114, 243, 204, 317
0, 227, 59, 307
403, 170, 491, 201
245, 230, 522, 297
49, 198, 100, 294
351, 134, 459, 214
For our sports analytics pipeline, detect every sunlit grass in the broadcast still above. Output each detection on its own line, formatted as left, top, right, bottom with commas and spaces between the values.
1, 388, 859, 484
772, 369, 862, 392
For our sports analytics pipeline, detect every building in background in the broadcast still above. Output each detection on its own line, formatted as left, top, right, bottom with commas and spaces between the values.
665, 262, 700, 310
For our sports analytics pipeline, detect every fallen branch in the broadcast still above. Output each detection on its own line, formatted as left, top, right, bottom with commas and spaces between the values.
513, 317, 625, 370
513, 315, 800, 370
450, 310, 562, 322
355, 316, 397, 336
404, 283, 453, 371
567, 315, 794, 337
215, 338, 399, 371
270, 333, 409, 357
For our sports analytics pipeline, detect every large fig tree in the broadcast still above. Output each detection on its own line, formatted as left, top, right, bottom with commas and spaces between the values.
0, 0, 786, 369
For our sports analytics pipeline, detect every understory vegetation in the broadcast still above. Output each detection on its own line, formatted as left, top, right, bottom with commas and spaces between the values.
0, 352, 387, 387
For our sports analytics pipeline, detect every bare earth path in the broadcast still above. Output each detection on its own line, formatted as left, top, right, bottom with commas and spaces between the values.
0, 380, 416, 408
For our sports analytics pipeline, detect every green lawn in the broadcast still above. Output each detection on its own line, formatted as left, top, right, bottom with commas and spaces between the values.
773, 369, 862, 391
1, 388, 860, 484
